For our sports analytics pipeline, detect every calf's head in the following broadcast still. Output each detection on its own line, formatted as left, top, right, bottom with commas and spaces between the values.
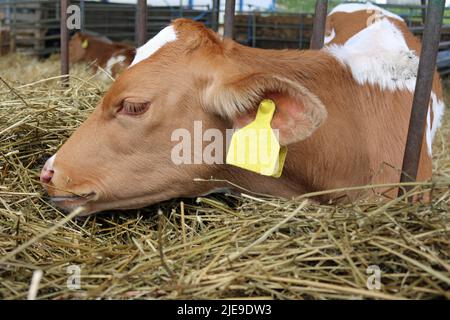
69, 32, 89, 64
41, 19, 327, 215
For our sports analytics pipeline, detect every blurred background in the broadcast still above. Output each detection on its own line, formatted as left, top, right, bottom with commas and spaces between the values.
1, 0, 450, 74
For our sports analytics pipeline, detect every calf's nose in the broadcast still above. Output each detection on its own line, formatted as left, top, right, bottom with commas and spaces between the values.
40, 155, 56, 184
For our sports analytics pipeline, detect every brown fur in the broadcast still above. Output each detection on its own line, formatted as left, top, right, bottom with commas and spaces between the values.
69, 32, 135, 78
42, 18, 437, 214
325, 9, 444, 196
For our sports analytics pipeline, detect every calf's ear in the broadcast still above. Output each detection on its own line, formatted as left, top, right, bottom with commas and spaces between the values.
204, 73, 327, 146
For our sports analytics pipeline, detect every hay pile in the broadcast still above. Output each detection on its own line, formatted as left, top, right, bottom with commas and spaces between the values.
0, 54, 449, 300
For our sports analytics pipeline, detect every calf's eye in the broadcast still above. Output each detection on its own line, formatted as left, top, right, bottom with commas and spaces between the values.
118, 101, 150, 116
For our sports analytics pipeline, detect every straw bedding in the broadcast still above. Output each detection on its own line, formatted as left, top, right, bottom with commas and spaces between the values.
0, 54, 449, 300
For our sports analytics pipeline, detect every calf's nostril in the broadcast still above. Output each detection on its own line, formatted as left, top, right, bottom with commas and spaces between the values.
40, 168, 54, 184
40, 154, 56, 184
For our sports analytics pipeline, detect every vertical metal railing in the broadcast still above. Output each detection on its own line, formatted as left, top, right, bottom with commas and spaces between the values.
212, 0, 220, 32
80, 0, 85, 32
224, 0, 236, 39
251, 11, 256, 48
399, 0, 445, 195
136, 0, 148, 47
60, 0, 69, 85
298, 14, 304, 49
421, 0, 427, 23
310, 0, 328, 49
11, 0, 17, 52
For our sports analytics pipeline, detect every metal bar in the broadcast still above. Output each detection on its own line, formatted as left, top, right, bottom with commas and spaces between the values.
178, 2, 183, 18
299, 14, 304, 49
310, 0, 328, 49
11, 1, 16, 52
224, 0, 236, 39
252, 11, 256, 47
399, 0, 445, 195
60, 0, 69, 85
421, 0, 427, 23
80, 0, 85, 32
410, 23, 450, 34
212, 0, 220, 32
136, 0, 147, 47
408, 7, 413, 27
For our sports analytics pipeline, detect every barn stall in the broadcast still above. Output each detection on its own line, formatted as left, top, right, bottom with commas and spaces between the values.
0, 0, 449, 300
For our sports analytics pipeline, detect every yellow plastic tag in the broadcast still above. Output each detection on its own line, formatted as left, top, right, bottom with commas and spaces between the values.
81, 39, 89, 49
226, 99, 287, 178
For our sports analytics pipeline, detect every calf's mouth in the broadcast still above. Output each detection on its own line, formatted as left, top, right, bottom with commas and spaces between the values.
49, 192, 97, 213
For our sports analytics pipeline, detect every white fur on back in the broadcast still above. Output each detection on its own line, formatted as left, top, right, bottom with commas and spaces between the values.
326, 16, 446, 155
130, 25, 177, 67
326, 18, 419, 92
105, 55, 126, 75
426, 94, 445, 155
329, 2, 403, 21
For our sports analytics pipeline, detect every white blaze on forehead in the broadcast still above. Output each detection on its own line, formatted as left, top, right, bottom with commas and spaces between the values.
329, 2, 403, 21
130, 25, 177, 67
326, 18, 419, 92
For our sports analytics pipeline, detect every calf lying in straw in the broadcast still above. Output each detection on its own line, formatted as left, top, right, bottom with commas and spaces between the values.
69, 32, 135, 79
41, 4, 444, 215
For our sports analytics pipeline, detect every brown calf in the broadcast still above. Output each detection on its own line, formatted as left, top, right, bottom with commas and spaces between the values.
69, 32, 135, 78
41, 9, 444, 215
324, 2, 444, 187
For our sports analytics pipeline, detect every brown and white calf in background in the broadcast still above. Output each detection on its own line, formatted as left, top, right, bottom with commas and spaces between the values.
324, 2, 445, 167
69, 32, 135, 79
40, 4, 445, 215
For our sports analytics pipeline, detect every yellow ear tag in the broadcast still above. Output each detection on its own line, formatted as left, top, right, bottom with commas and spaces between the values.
226, 99, 287, 178
81, 39, 89, 49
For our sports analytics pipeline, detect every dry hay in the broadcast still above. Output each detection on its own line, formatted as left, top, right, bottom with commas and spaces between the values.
0, 53, 449, 300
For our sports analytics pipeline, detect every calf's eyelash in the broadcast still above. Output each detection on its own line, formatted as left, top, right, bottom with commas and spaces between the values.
118, 101, 150, 115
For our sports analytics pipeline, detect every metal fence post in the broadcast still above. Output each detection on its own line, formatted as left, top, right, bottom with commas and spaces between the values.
252, 10, 256, 47
212, 0, 220, 32
136, 0, 148, 47
80, 0, 85, 32
11, 0, 16, 52
310, 0, 328, 50
224, 0, 236, 39
299, 14, 304, 49
60, 0, 69, 85
399, 0, 445, 195
421, 0, 427, 24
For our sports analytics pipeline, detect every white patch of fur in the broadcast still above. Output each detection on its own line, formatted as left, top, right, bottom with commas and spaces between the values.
44, 154, 56, 170
105, 55, 126, 75
47, 154, 56, 169
324, 28, 336, 45
130, 25, 177, 67
326, 18, 419, 92
426, 104, 432, 156
325, 17, 445, 156
329, 2, 403, 21
426, 93, 446, 155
